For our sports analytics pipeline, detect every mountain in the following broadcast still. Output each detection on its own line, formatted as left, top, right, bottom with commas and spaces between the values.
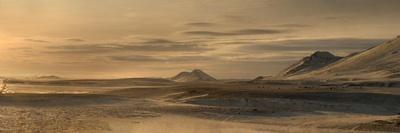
278, 51, 342, 77
290, 36, 400, 81
171, 69, 217, 82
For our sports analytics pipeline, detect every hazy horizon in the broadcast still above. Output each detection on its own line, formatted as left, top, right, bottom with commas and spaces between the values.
1, 0, 400, 79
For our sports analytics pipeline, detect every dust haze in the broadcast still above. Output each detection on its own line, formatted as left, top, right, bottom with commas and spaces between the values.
1, 0, 400, 133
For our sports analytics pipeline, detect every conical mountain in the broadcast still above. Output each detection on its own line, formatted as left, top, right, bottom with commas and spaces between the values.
171, 69, 217, 82
279, 51, 342, 77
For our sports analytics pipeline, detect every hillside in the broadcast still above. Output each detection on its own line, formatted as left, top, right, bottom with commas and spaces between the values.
278, 51, 342, 77
290, 36, 400, 81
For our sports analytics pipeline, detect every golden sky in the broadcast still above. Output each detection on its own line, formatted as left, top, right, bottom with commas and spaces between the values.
0, 0, 399, 78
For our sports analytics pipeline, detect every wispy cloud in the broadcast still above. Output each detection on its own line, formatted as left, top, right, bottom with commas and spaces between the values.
109, 55, 162, 62
46, 41, 213, 54
186, 22, 216, 27
66, 38, 85, 42
25, 39, 50, 43
109, 55, 218, 62
275, 24, 311, 28
239, 38, 387, 53
140, 38, 176, 44
184, 29, 287, 36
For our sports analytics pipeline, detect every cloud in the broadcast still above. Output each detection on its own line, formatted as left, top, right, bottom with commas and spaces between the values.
25, 39, 50, 43
275, 24, 311, 28
184, 31, 232, 36
66, 38, 85, 42
235, 29, 285, 35
109, 55, 162, 62
109, 55, 217, 62
186, 22, 216, 27
239, 38, 387, 52
183, 29, 286, 36
47, 44, 116, 54
165, 55, 218, 62
121, 43, 212, 52
223, 54, 302, 62
46, 41, 213, 54
220, 15, 253, 23
140, 38, 175, 44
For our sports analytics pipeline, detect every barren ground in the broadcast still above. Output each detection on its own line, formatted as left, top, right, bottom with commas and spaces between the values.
0, 82, 399, 133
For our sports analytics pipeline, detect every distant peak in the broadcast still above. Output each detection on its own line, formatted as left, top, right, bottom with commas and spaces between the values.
310, 51, 336, 58
192, 69, 204, 73
171, 69, 217, 82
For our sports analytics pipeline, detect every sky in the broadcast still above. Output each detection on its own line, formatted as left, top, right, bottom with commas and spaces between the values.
0, 0, 399, 79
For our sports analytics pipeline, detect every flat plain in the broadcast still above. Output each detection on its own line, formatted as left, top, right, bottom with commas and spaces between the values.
1, 80, 399, 133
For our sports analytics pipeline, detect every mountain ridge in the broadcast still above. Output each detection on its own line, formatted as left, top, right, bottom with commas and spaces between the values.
288, 36, 400, 81
278, 51, 343, 77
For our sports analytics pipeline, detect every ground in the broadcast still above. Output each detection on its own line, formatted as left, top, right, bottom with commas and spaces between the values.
0, 82, 399, 133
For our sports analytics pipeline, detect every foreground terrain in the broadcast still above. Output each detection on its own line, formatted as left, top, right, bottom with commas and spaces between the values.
0, 81, 399, 133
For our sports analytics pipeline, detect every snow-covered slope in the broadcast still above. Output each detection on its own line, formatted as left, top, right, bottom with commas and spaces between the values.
279, 51, 342, 77
290, 36, 400, 81
171, 69, 217, 82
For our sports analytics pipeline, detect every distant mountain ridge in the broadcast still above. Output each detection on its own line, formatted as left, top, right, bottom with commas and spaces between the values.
7, 77, 175, 87
171, 69, 217, 82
